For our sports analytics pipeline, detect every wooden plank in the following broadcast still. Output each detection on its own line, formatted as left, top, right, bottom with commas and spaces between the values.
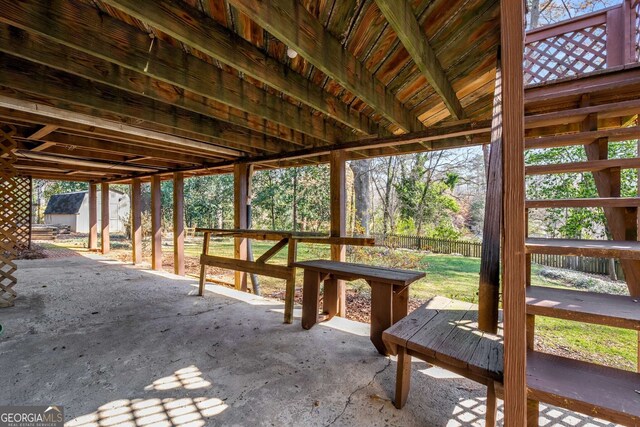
100, 182, 110, 254
433, 310, 484, 370
525, 126, 640, 149
293, 237, 375, 246
0, 96, 241, 159
131, 178, 142, 264
97, 0, 378, 135
151, 175, 162, 271
173, 172, 185, 276
478, 58, 502, 333
525, 98, 640, 129
526, 286, 640, 330
526, 197, 640, 208
200, 254, 292, 281
256, 238, 289, 264
15, 151, 156, 173
293, 260, 425, 285
88, 183, 97, 251
234, 164, 250, 291
468, 331, 504, 381
406, 306, 473, 358
227, 0, 419, 132
27, 124, 57, 140
527, 351, 640, 425
301, 269, 322, 329
0, 20, 342, 144
374, 0, 465, 120
526, 157, 640, 175
501, 0, 527, 422
526, 237, 640, 259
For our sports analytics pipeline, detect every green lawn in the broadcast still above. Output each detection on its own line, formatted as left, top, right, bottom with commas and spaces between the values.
45, 236, 638, 371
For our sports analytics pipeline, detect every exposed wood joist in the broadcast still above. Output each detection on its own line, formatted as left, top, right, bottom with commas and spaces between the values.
0, 94, 250, 160
0, 19, 342, 146
15, 151, 158, 173
227, 0, 420, 133
374, 0, 466, 120
0, 55, 287, 158
90, 0, 380, 136
27, 124, 57, 140
0, 108, 223, 163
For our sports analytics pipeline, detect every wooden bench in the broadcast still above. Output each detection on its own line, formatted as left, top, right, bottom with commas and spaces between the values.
383, 297, 503, 427
292, 260, 425, 355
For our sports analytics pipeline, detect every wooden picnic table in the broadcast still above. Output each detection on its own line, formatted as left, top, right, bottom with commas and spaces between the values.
195, 228, 375, 324
292, 259, 425, 354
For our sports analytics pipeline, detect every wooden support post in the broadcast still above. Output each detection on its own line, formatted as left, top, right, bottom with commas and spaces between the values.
131, 178, 142, 264
501, 0, 527, 424
198, 231, 211, 296
88, 182, 98, 251
173, 172, 185, 276
100, 182, 110, 254
284, 238, 298, 324
479, 57, 503, 333
234, 164, 250, 291
330, 150, 347, 316
151, 175, 162, 271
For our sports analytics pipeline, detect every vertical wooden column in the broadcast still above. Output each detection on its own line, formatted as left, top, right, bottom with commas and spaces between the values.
234, 164, 250, 290
330, 150, 347, 316
88, 182, 98, 251
151, 175, 162, 271
101, 182, 110, 254
131, 178, 142, 264
501, 0, 527, 424
173, 172, 185, 276
478, 57, 503, 333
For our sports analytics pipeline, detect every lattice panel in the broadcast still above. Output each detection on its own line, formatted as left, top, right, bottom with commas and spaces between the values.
13, 176, 32, 251
635, 0, 640, 62
524, 25, 607, 85
0, 125, 20, 307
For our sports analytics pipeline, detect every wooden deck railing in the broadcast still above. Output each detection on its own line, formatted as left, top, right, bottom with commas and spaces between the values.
524, 0, 640, 85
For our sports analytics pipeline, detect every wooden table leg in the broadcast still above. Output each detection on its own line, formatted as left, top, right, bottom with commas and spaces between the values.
370, 281, 393, 355
394, 346, 412, 409
392, 285, 409, 324
323, 277, 339, 319
301, 270, 321, 330
486, 380, 498, 427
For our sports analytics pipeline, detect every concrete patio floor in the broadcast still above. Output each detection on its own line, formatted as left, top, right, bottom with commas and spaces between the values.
0, 254, 617, 426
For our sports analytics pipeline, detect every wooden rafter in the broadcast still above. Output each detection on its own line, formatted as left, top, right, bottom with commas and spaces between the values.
374, 0, 465, 120
228, 0, 420, 133
0, 15, 345, 145
91, 0, 380, 136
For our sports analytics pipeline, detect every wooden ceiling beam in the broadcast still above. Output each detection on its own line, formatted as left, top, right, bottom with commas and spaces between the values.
0, 20, 343, 145
374, 0, 466, 120
227, 0, 421, 133
0, 58, 285, 157
0, 108, 221, 163
27, 124, 57, 140
15, 151, 158, 173
62, 0, 382, 136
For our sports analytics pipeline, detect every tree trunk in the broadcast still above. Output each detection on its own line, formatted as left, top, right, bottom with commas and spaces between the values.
292, 168, 298, 231
350, 159, 371, 235
529, 0, 540, 29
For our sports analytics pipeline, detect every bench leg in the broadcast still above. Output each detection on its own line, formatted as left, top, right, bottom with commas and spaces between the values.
394, 346, 412, 409
392, 285, 409, 324
301, 270, 321, 330
370, 281, 393, 355
527, 399, 539, 427
485, 380, 497, 427
323, 278, 339, 319
198, 264, 207, 296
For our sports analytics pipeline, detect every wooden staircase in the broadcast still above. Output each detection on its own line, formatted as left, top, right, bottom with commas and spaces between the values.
522, 66, 640, 425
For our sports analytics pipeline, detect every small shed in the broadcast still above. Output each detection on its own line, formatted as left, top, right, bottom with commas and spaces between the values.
44, 189, 130, 233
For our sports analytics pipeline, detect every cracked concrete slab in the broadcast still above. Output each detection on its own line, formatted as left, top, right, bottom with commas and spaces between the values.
0, 254, 617, 426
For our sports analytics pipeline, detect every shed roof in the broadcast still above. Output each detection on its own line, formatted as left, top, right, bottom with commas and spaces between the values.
44, 191, 86, 215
